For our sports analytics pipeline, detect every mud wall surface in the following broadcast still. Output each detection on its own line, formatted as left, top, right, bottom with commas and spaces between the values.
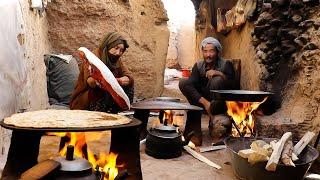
47, 0, 170, 98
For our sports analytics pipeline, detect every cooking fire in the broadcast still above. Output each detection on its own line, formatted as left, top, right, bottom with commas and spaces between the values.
1, 0, 320, 179
226, 97, 267, 137
48, 132, 121, 180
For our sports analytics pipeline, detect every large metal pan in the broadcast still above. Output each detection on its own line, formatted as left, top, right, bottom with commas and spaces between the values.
131, 100, 202, 110
154, 96, 181, 102
224, 137, 319, 180
0, 118, 141, 132
211, 90, 273, 102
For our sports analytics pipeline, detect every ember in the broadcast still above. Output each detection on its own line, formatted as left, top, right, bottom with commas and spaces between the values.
226, 97, 267, 137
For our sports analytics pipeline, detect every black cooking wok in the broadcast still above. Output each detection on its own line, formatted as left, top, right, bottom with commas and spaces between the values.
211, 90, 273, 102
224, 137, 319, 180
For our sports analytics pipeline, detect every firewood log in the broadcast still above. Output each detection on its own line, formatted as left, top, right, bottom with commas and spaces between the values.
281, 140, 295, 166
248, 151, 269, 164
292, 152, 299, 161
265, 132, 292, 171
238, 149, 269, 164
270, 140, 278, 150
271, 139, 298, 161
250, 140, 272, 156
293, 131, 315, 156
238, 149, 255, 158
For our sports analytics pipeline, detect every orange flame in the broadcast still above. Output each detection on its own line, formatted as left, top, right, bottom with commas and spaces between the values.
47, 132, 120, 180
226, 97, 267, 137
163, 110, 174, 125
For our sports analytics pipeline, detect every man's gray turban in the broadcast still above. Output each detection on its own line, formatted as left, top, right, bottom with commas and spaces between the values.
200, 37, 222, 52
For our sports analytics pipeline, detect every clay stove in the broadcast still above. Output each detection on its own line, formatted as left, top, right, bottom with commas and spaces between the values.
0, 112, 142, 180
131, 98, 202, 158
211, 90, 272, 137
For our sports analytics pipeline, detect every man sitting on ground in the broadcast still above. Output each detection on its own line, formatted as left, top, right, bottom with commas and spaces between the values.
179, 37, 235, 146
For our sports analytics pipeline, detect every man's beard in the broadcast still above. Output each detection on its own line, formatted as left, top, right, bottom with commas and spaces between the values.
205, 57, 214, 63
108, 53, 120, 63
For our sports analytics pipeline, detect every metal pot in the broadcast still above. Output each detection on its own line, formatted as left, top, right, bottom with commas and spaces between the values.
224, 137, 319, 180
54, 145, 97, 180
145, 125, 191, 159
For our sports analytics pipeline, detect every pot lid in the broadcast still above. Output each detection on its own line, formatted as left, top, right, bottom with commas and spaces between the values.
54, 156, 92, 172
148, 126, 181, 139
54, 145, 92, 172
154, 124, 178, 132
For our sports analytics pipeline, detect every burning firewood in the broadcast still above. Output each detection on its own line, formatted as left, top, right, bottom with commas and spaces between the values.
281, 139, 295, 167
293, 131, 315, 156
265, 132, 292, 171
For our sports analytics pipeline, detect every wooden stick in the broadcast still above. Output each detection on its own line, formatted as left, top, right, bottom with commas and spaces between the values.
271, 139, 298, 161
270, 140, 278, 150
292, 153, 299, 161
281, 140, 295, 166
293, 131, 315, 156
230, 118, 243, 137
183, 145, 221, 169
238, 149, 255, 158
199, 145, 226, 153
265, 132, 292, 171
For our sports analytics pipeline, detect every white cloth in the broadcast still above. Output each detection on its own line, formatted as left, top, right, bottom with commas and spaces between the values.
0, 0, 26, 174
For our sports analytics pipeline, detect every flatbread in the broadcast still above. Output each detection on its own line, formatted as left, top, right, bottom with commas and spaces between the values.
4, 109, 132, 128
78, 47, 130, 110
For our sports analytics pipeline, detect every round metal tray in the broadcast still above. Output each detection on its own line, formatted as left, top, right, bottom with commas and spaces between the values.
131, 100, 202, 110
154, 97, 181, 102
211, 90, 273, 102
0, 118, 141, 132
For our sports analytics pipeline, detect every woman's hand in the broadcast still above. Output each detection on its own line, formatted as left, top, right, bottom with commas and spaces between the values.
87, 77, 97, 88
117, 76, 130, 86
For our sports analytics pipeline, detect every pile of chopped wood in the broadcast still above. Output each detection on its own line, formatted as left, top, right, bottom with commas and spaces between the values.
238, 131, 315, 171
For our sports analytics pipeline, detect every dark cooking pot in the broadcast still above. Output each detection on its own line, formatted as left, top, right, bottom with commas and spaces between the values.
54, 145, 96, 180
145, 125, 191, 159
224, 137, 319, 180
